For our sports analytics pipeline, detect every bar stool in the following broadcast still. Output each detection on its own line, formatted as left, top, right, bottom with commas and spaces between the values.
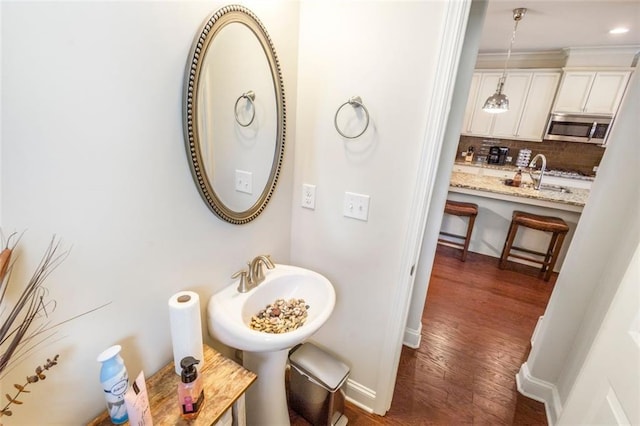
438, 200, 478, 262
499, 210, 569, 281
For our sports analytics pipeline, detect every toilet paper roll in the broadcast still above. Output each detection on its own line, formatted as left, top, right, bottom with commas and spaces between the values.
168, 291, 204, 375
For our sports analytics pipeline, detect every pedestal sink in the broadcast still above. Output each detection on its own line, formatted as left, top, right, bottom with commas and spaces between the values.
207, 264, 336, 426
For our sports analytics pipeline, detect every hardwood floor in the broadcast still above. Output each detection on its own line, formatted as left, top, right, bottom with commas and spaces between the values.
290, 245, 554, 425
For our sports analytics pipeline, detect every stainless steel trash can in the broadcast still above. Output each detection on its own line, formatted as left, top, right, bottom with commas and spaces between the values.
289, 343, 350, 426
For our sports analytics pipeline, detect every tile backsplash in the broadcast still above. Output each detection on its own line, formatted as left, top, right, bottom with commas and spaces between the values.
457, 136, 605, 176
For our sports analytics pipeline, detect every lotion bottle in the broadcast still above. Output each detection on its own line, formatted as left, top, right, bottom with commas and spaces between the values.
513, 168, 522, 187
178, 356, 204, 419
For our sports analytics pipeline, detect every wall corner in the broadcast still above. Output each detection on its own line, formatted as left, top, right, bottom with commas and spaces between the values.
516, 362, 562, 425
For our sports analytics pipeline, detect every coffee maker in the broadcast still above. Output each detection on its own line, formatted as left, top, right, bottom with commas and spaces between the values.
487, 146, 509, 165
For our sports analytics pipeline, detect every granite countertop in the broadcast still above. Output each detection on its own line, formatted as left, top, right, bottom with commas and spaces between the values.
453, 161, 596, 181
449, 171, 590, 207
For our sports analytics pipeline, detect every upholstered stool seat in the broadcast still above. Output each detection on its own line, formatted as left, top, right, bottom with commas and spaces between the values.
499, 210, 569, 281
438, 200, 478, 262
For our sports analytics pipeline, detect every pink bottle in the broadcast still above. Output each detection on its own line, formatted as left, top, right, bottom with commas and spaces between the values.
177, 356, 204, 419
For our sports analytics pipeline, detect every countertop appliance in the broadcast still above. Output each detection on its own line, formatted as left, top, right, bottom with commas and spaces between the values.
487, 146, 509, 165
544, 113, 613, 144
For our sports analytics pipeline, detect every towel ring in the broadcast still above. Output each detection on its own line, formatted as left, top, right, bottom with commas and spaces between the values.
334, 96, 370, 139
234, 90, 256, 127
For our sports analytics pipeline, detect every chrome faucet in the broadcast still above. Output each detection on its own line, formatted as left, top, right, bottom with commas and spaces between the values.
528, 153, 547, 190
232, 254, 275, 293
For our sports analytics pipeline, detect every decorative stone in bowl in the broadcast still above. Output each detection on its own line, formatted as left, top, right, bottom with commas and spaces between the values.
208, 264, 335, 425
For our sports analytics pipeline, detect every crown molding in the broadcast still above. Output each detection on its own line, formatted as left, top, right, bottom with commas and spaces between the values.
476, 46, 640, 69
563, 45, 640, 67
476, 50, 567, 69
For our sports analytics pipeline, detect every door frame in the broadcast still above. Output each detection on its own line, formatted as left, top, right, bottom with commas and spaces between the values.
372, 0, 474, 414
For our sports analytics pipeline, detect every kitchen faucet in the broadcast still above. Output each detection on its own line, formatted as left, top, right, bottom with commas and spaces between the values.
528, 153, 547, 190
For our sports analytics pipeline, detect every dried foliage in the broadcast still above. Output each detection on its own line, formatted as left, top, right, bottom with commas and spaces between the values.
0, 233, 69, 377
1, 355, 59, 417
0, 232, 109, 418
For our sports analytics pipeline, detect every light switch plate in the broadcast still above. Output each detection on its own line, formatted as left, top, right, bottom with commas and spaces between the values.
235, 170, 252, 194
343, 192, 370, 221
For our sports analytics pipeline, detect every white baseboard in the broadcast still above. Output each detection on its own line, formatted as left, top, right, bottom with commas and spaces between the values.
516, 362, 562, 425
531, 316, 544, 347
403, 324, 422, 348
344, 378, 376, 414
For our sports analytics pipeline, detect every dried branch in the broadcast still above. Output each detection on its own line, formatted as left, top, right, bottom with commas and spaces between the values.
0, 354, 59, 417
0, 234, 109, 380
0, 236, 68, 375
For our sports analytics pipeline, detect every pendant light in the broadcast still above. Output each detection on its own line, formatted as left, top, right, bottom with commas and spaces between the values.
482, 8, 527, 114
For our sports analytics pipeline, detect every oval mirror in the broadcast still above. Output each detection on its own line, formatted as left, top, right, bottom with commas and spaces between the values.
183, 5, 285, 224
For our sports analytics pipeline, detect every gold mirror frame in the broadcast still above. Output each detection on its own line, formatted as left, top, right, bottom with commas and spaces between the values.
183, 5, 286, 224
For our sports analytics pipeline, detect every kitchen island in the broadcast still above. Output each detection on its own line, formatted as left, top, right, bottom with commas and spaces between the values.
449, 171, 589, 212
442, 170, 591, 271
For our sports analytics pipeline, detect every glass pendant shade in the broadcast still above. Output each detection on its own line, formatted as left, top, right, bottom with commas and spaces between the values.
483, 81, 509, 113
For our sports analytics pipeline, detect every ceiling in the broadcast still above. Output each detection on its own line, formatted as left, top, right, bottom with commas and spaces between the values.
479, 0, 640, 53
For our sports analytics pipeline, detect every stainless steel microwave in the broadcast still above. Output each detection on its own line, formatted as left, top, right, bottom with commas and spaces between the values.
544, 113, 613, 144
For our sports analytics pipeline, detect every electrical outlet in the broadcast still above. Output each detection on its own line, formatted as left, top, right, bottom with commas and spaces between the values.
343, 192, 370, 221
235, 170, 252, 194
302, 184, 316, 209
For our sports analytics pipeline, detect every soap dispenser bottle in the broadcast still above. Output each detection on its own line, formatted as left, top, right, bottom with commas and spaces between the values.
513, 168, 522, 187
178, 356, 204, 419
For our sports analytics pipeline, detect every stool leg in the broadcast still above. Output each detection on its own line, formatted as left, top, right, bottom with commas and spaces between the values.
542, 232, 560, 274
500, 221, 518, 269
461, 214, 476, 262
544, 232, 566, 281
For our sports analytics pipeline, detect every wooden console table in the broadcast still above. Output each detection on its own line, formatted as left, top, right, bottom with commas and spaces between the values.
87, 344, 256, 425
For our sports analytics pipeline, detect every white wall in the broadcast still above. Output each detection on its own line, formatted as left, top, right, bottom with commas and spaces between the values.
0, 1, 298, 423
2, 0, 473, 421
519, 68, 639, 422
290, 0, 452, 412
405, 0, 486, 348
557, 242, 640, 425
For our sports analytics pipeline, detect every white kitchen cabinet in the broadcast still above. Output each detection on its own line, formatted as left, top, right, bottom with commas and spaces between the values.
553, 70, 632, 115
461, 73, 481, 135
516, 72, 561, 139
491, 72, 532, 139
462, 69, 561, 142
462, 72, 503, 136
